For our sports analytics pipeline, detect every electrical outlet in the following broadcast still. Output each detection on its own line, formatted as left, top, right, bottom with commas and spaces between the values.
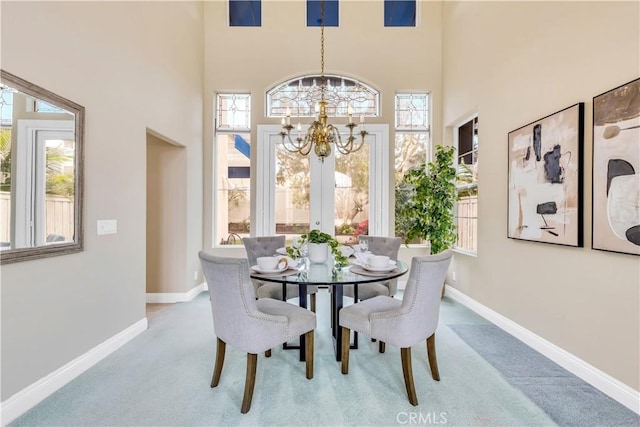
452, 271, 457, 282
194, 270, 198, 281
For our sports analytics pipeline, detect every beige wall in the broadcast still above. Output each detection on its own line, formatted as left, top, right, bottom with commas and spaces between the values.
442, 1, 639, 390
203, 0, 443, 254
2, 0, 637, 412
0, 1, 204, 400
146, 133, 189, 294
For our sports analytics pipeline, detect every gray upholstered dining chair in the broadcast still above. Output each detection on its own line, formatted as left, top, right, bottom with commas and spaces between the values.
198, 252, 316, 414
242, 236, 318, 312
344, 235, 402, 301
339, 250, 453, 406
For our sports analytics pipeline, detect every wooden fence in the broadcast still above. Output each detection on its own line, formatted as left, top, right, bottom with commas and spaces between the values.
0, 192, 74, 242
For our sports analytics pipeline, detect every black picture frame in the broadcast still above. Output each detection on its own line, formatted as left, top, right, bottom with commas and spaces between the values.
507, 103, 584, 247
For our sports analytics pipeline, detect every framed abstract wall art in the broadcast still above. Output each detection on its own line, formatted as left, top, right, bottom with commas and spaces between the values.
508, 103, 584, 247
592, 78, 640, 256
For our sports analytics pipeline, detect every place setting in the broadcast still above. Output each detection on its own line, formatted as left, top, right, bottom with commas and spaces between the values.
349, 254, 398, 276
250, 256, 301, 276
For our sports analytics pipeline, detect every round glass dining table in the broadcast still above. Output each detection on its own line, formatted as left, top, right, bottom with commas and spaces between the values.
250, 260, 409, 362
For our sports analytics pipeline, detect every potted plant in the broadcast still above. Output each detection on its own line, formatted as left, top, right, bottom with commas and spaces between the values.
395, 145, 457, 254
288, 229, 349, 266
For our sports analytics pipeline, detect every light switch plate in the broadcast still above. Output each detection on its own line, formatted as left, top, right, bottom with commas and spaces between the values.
97, 220, 117, 235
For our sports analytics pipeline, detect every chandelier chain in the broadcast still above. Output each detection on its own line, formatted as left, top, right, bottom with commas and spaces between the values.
320, 0, 325, 102
279, 0, 367, 161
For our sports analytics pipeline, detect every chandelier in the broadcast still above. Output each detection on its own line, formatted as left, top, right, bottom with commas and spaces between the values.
280, 0, 367, 161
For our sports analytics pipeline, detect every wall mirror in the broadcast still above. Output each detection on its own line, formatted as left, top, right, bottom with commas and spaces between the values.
0, 70, 84, 264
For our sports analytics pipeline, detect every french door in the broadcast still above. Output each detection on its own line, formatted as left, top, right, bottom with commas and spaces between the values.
257, 124, 389, 243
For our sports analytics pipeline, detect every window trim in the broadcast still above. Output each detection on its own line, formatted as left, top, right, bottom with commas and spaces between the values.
453, 113, 478, 254
256, 124, 389, 237
213, 93, 252, 248
266, 74, 380, 118
393, 91, 431, 244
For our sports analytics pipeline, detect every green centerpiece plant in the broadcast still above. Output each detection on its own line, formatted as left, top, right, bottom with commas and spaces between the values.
287, 229, 349, 267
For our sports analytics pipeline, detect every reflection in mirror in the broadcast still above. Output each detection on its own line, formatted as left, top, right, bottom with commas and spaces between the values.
0, 70, 84, 264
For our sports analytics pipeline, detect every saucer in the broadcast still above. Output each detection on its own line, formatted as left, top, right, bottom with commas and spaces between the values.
362, 260, 397, 272
276, 247, 288, 255
251, 265, 288, 274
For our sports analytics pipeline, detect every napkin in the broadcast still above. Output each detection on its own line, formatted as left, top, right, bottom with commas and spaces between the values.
354, 252, 371, 265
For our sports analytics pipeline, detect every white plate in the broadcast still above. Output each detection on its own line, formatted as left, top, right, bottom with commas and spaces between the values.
251, 265, 288, 274
362, 260, 397, 272
276, 247, 288, 255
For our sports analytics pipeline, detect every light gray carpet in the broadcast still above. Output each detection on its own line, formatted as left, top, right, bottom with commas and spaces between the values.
8, 291, 636, 426
449, 325, 640, 427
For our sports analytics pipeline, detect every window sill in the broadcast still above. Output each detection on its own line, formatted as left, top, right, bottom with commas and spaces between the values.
452, 247, 477, 257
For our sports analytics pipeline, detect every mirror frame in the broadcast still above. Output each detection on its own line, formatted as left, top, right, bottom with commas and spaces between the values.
0, 69, 84, 264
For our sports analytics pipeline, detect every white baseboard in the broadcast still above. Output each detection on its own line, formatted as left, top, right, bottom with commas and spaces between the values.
146, 282, 206, 303
0, 318, 148, 426
444, 285, 640, 415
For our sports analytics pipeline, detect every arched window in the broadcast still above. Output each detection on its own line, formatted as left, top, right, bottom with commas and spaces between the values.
266, 74, 379, 118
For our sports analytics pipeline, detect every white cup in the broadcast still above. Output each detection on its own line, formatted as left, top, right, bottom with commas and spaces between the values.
257, 256, 279, 270
369, 255, 390, 269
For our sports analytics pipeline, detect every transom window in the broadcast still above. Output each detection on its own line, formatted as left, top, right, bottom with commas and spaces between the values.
217, 94, 251, 131
266, 75, 379, 118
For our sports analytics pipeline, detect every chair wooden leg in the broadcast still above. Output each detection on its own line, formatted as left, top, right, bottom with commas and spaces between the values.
426, 334, 440, 381
265, 349, 271, 358
379, 341, 386, 353
311, 293, 316, 313
241, 353, 257, 414
341, 327, 350, 374
211, 338, 226, 388
305, 330, 314, 379
401, 347, 418, 406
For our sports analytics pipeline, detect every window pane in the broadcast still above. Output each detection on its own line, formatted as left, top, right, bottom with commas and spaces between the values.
455, 116, 478, 252
229, 0, 261, 27
267, 75, 378, 118
1, 89, 13, 124
456, 194, 477, 251
216, 133, 251, 245
335, 145, 369, 244
394, 132, 428, 240
395, 93, 428, 130
307, 0, 339, 27
217, 94, 251, 131
384, 0, 416, 27
274, 144, 311, 240
45, 138, 75, 243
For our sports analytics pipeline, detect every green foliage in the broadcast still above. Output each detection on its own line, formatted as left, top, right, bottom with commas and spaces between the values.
303, 229, 334, 244
45, 146, 75, 197
336, 223, 355, 235
0, 128, 12, 192
292, 229, 349, 267
46, 173, 74, 197
395, 145, 457, 254
456, 161, 478, 198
